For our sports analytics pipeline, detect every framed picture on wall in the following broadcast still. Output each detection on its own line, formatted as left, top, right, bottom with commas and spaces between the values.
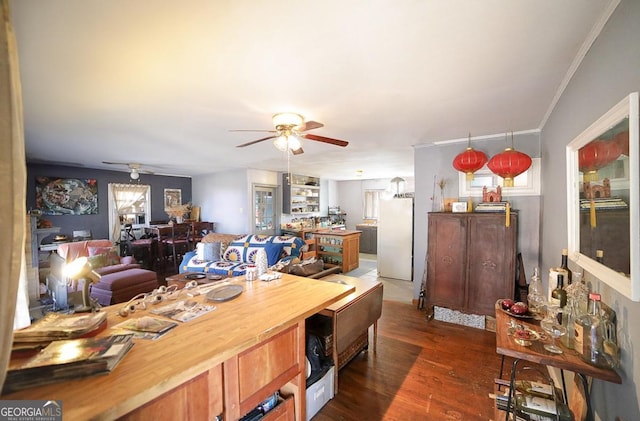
35, 176, 98, 215
164, 188, 182, 209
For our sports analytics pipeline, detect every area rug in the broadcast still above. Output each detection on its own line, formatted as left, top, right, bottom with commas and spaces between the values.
433, 306, 485, 330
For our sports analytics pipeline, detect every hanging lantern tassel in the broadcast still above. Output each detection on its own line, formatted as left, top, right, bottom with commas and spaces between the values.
505, 202, 511, 227
590, 199, 597, 228
452, 134, 488, 181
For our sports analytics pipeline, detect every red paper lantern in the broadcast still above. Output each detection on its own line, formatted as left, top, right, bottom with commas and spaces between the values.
615, 130, 629, 156
453, 147, 488, 180
488, 147, 532, 187
578, 139, 621, 182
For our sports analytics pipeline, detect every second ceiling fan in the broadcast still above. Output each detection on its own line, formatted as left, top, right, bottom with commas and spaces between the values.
233, 112, 348, 155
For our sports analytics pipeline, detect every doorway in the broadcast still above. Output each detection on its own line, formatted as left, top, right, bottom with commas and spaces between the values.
253, 184, 277, 236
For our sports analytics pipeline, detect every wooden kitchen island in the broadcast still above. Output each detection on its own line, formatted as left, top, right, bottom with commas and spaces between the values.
3, 275, 355, 421
314, 229, 362, 273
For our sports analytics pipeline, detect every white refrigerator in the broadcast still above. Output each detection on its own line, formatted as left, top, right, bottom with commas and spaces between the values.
377, 197, 413, 281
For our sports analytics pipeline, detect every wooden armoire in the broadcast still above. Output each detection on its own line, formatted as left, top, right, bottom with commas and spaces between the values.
426, 212, 518, 316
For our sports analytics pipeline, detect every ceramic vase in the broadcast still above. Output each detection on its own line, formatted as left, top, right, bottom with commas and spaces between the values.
256, 248, 268, 277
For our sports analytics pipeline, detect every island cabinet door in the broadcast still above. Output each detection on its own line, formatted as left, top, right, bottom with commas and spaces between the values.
224, 323, 303, 420
427, 214, 467, 311
122, 365, 224, 420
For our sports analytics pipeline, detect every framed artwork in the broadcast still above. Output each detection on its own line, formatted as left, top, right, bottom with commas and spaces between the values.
35, 177, 98, 215
452, 202, 468, 213
164, 188, 182, 208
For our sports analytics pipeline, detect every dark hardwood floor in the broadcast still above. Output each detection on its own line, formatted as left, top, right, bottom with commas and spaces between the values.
314, 300, 508, 421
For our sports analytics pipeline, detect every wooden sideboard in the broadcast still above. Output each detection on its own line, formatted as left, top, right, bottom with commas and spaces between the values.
3, 275, 354, 420
426, 212, 517, 317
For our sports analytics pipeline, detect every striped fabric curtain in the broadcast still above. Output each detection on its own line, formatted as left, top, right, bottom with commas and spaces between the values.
0, 0, 29, 389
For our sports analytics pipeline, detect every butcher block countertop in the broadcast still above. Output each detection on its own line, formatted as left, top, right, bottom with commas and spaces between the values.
4, 274, 354, 420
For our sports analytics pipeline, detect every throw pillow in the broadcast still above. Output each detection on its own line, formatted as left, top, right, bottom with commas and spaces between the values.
87, 254, 107, 270
88, 246, 120, 265
290, 259, 325, 277
197, 242, 221, 262
264, 242, 284, 266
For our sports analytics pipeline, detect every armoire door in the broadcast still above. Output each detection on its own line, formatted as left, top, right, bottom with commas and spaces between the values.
427, 214, 467, 311
466, 213, 517, 315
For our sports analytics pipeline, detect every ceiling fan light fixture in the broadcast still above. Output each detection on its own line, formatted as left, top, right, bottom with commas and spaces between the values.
272, 112, 303, 129
130, 168, 140, 180
287, 135, 302, 150
273, 135, 289, 151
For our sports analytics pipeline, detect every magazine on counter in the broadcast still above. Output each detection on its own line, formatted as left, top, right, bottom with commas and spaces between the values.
13, 312, 107, 342
3, 334, 134, 394
112, 316, 178, 339
149, 299, 217, 322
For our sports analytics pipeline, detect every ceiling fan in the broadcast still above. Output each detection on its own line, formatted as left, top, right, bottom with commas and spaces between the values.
102, 161, 154, 180
233, 112, 348, 155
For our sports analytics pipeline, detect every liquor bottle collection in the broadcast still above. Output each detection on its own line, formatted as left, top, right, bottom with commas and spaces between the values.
526, 248, 619, 368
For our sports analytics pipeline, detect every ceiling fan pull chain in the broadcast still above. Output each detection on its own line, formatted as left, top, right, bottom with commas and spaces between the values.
287, 149, 292, 185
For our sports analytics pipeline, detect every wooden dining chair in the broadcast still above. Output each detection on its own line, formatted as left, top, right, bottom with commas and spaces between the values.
191, 221, 214, 245
164, 223, 192, 270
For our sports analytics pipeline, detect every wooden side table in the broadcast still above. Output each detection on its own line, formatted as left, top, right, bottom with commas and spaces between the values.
318, 274, 383, 393
494, 301, 621, 421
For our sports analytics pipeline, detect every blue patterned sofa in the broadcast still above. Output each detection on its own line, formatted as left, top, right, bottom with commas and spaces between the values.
179, 233, 306, 276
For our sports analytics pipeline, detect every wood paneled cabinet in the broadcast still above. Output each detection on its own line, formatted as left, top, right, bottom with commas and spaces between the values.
426, 212, 517, 316
356, 225, 378, 254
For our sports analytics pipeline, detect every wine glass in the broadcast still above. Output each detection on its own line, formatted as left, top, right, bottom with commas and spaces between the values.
540, 306, 567, 354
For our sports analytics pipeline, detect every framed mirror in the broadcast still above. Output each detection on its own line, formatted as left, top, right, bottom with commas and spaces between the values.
566, 92, 639, 301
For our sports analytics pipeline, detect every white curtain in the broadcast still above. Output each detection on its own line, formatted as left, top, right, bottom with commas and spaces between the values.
363, 190, 382, 219
109, 183, 150, 242
1, 0, 29, 390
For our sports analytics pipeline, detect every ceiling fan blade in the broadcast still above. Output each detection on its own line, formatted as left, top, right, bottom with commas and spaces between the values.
229, 129, 277, 133
236, 135, 278, 148
102, 161, 131, 166
302, 133, 349, 147
297, 121, 324, 132
292, 147, 304, 155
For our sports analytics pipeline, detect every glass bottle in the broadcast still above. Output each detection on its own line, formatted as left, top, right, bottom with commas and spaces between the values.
596, 249, 604, 264
560, 248, 573, 285
565, 271, 588, 314
561, 297, 577, 349
527, 267, 545, 319
550, 274, 567, 308
574, 292, 607, 366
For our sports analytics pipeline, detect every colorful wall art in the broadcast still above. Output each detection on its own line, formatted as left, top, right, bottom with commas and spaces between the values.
36, 177, 98, 215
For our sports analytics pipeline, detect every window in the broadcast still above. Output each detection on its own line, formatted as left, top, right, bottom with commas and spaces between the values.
363, 190, 383, 219
108, 183, 151, 242
458, 158, 541, 197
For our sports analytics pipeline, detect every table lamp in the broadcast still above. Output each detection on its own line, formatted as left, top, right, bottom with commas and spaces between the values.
64, 256, 96, 312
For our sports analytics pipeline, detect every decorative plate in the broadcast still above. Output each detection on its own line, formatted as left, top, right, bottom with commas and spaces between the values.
498, 300, 535, 319
508, 326, 542, 346
206, 284, 243, 302
185, 273, 206, 280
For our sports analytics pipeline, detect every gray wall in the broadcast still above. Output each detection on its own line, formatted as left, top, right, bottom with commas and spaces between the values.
27, 163, 192, 241
540, 0, 640, 418
192, 169, 249, 235
413, 132, 542, 299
